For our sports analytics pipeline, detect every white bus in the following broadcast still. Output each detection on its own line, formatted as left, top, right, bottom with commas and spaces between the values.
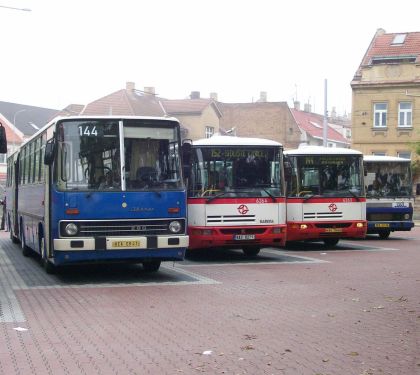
363, 155, 414, 238
184, 135, 287, 256
284, 146, 367, 247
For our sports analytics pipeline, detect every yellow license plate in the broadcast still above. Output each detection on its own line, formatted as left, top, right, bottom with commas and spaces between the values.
375, 223, 390, 228
325, 228, 342, 233
111, 240, 141, 248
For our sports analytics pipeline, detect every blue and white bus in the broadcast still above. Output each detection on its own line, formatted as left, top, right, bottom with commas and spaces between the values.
363, 155, 414, 238
6, 116, 188, 272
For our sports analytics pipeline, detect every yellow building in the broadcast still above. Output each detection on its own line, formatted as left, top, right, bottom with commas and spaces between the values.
351, 28, 420, 177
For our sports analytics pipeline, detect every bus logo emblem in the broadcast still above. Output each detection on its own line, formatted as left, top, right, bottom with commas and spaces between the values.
328, 203, 337, 212
237, 204, 249, 215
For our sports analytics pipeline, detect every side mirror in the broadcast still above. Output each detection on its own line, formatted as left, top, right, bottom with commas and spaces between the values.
44, 139, 56, 165
0, 123, 7, 154
182, 140, 192, 179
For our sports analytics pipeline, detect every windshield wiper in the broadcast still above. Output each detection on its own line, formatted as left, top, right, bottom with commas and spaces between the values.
206, 191, 229, 203
342, 189, 360, 201
262, 188, 276, 202
303, 194, 317, 202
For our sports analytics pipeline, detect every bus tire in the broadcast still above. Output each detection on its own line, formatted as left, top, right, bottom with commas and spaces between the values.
378, 231, 391, 239
242, 246, 260, 257
8, 217, 19, 244
323, 238, 339, 248
142, 260, 161, 272
40, 237, 56, 274
20, 225, 31, 257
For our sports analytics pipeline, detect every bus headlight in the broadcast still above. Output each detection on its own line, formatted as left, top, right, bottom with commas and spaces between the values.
65, 223, 78, 236
404, 214, 410, 220
169, 221, 182, 233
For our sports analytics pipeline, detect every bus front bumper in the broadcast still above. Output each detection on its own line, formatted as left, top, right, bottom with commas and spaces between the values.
367, 221, 414, 233
286, 221, 367, 242
188, 225, 287, 250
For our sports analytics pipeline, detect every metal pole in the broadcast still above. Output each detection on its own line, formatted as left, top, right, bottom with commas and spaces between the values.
323, 79, 328, 147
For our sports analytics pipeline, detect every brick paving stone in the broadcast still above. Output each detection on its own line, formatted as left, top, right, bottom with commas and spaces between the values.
0, 229, 420, 374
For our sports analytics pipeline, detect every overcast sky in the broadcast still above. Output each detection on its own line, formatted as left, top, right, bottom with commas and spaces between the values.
1, 0, 420, 115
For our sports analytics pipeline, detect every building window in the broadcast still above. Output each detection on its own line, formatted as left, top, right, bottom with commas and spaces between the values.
373, 103, 387, 127
397, 151, 411, 159
327, 142, 336, 148
372, 151, 386, 156
205, 126, 214, 138
398, 102, 412, 127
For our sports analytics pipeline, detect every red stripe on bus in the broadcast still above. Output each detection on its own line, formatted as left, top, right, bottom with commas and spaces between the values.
188, 197, 286, 204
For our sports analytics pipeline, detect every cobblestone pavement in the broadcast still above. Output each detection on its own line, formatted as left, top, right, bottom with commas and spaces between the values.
0, 229, 419, 375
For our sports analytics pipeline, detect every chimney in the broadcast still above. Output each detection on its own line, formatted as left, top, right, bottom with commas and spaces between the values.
304, 103, 312, 112
376, 28, 386, 36
210, 92, 218, 101
259, 91, 267, 102
144, 87, 155, 95
190, 91, 200, 99
331, 106, 337, 119
294, 100, 300, 110
126, 81, 135, 91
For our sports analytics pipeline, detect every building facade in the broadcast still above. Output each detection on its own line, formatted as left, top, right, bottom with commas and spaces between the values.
351, 29, 420, 165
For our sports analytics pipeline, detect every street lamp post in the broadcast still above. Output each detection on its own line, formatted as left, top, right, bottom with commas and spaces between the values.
0, 5, 31, 11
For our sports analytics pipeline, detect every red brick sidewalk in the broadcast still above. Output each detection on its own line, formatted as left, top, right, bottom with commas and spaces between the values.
0, 229, 419, 375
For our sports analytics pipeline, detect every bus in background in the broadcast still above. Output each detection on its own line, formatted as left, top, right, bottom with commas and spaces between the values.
184, 135, 286, 256
284, 146, 366, 247
6, 116, 188, 273
363, 155, 414, 238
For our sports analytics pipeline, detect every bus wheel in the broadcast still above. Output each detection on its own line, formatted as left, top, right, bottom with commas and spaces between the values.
9, 218, 19, 244
142, 260, 161, 272
40, 237, 56, 274
20, 226, 31, 257
242, 246, 260, 257
323, 238, 339, 248
378, 231, 391, 239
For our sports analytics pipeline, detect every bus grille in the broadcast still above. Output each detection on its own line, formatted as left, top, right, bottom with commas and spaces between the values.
60, 219, 185, 237
315, 223, 351, 229
304, 212, 343, 219
206, 215, 256, 224
368, 213, 411, 221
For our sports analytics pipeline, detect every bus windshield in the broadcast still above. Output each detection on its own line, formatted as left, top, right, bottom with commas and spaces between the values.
188, 146, 283, 198
56, 119, 183, 191
287, 154, 364, 198
364, 161, 412, 198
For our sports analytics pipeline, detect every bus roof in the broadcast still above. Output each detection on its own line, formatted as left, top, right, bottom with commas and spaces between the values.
19, 115, 181, 147
284, 145, 362, 156
192, 135, 282, 147
363, 155, 411, 163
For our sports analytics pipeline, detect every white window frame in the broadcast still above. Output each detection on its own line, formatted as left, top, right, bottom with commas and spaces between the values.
398, 102, 412, 127
397, 151, 411, 159
373, 103, 387, 128
205, 126, 214, 139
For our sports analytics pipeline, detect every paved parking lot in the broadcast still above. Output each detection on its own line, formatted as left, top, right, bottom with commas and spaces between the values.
0, 229, 419, 375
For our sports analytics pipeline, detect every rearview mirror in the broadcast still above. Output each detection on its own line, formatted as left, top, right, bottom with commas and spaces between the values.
0, 123, 7, 154
44, 139, 56, 165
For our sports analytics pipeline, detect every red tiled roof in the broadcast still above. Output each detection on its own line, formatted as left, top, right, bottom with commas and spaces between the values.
81, 89, 165, 116
361, 31, 420, 66
290, 109, 349, 145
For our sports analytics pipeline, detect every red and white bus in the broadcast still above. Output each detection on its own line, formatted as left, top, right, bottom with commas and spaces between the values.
184, 135, 287, 256
284, 146, 367, 247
